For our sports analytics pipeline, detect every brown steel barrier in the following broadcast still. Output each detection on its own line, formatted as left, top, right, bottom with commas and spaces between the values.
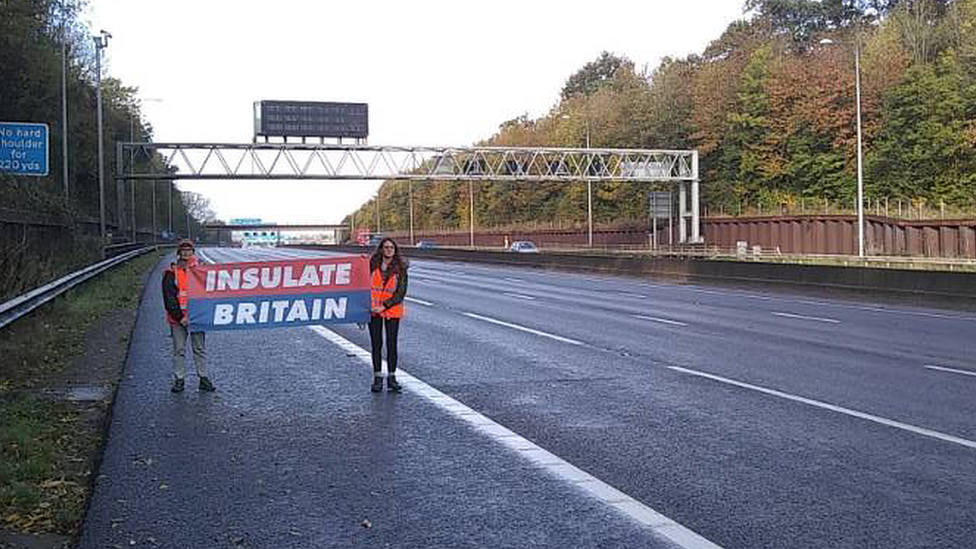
379, 215, 975, 258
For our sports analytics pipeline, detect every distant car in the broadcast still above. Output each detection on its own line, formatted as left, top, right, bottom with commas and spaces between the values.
416, 240, 437, 249
366, 235, 385, 247
509, 240, 539, 253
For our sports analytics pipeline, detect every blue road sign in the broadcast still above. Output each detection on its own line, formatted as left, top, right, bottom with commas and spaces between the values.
0, 122, 49, 177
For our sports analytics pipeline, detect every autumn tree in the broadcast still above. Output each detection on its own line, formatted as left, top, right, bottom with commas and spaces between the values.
560, 51, 631, 100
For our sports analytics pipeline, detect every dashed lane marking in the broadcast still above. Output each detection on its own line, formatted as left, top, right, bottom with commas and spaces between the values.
405, 297, 433, 306
669, 365, 976, 451
503, 292, 536, 301
924, 364, 976, 379
462, 312, 585, 346
307, 325, 726, 549
771, 312, 840, 324
633, 314, 688, 327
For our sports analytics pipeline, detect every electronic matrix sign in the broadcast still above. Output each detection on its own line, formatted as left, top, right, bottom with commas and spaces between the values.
253, 101, 368, 140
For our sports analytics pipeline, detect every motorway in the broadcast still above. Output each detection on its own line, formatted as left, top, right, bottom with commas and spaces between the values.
79, 246, 976, 549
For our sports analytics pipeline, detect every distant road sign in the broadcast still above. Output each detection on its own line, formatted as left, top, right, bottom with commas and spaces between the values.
253, 101, 368, 140
230, 218, 263, 225
0, 122, 48, 176
649, 191, 672, 217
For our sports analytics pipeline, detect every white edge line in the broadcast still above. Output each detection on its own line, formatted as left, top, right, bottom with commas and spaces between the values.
924, 364, 976, 378
462, 312, 584, 346
503, 292, 536, 301
668, 365, 976, 451
405, 296, 433, 306
307, 325, 725, 549
771, 312, 841, 324
633, 314, 688, 327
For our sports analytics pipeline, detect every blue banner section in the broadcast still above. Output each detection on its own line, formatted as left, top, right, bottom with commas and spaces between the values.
0, 122, 48, 176
188, 290, 370, 332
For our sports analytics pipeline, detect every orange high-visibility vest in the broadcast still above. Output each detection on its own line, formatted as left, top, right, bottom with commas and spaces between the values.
371, 267, 404, 319
166, 259, 197, 325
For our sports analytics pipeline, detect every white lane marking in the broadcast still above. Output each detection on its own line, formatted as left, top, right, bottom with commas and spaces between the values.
669, 365, 976, 451
410, 259, 976, 322
618, 292, 649, 299
504, 292, 536, 301
462, 312, 584, 346
924, 365, 976, 379
633, 314, 688, 327
639, 283, 976, 322
849, 306, 975, 321
308, 326, 725, 549
771, 312, 840, 324
504, 277, 524, 283
196, 250, 215, 264
405, 297, 433, 306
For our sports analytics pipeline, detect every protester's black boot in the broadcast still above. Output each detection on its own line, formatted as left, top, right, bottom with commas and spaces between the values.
387, 375, 403, 393
370, 376, 384, 393
199, 377, 216, 392
171, 378, 184, 393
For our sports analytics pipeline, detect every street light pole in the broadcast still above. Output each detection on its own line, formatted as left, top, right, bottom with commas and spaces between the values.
408, 180, 415, 245
184, 192, 191, 240
561, 113, 593, 247
821, 36, 865, 257
137, 98, 163, 242
92, 30, 110, 245
585, 119, 592, 248
151, 178, 156, 242
61, 17, 69, 204
854, 38, 865, 257
130, 116, 136, 241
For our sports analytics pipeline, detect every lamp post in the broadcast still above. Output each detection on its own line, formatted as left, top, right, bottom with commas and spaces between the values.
184, 191, 191, 240
92, 29, 111, 245
61, 13, 69, 203
130, 98, 163, 243
561, 113, 593, 247
129, 115, 136, 241
821, 36, 865, 257
375, 191, 381, 233
168, 182, 173, 235
408, 180, 415, 245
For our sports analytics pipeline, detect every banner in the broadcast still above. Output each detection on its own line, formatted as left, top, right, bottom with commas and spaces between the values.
187, 255, 370, 331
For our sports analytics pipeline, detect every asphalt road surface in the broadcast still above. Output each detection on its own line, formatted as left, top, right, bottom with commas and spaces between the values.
78, 246, 976, 549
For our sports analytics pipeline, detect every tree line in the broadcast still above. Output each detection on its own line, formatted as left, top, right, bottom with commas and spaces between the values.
348, 0, 976, 233
0, 0, 214, 243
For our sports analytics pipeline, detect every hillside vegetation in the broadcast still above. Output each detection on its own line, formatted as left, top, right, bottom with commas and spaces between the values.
348, 0, 976, 232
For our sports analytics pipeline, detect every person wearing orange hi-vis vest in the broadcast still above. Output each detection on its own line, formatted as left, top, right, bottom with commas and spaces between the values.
161, 239, 215, 393
368, 238, 408, 393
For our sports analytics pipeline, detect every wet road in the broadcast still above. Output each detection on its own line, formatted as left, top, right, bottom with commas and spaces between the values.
78, 246, 976, 549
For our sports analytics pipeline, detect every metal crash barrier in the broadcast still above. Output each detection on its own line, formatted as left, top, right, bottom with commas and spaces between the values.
0, 246, 157, 331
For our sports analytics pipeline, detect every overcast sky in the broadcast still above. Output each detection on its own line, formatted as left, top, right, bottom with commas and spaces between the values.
87, 0, 746, 224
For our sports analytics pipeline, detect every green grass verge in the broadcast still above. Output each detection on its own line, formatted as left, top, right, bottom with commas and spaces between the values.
0, 250, 165, 534
0, 251, 164, 389
0, 394, 85, 532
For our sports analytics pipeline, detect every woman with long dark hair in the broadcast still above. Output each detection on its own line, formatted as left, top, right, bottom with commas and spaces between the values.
368, 237, 408, 392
